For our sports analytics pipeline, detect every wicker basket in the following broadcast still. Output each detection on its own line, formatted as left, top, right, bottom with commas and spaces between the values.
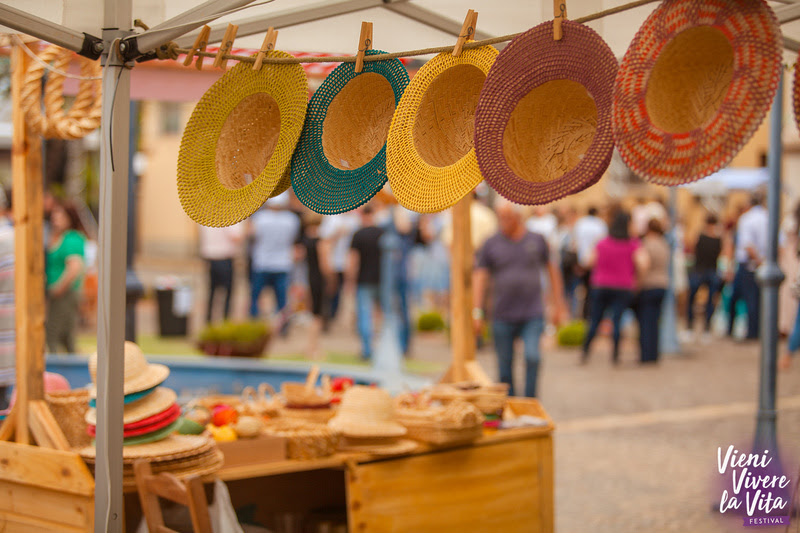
262, 419, 340, 460
396, 400, 484, 447
427, 382, 509, 415
242, 383, 281, 417
281, 382, 332, 408
46, 389, 91, 448
279, 406, 336, 424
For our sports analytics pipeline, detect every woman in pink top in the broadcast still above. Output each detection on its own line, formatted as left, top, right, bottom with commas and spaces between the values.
581, 211, 649, 365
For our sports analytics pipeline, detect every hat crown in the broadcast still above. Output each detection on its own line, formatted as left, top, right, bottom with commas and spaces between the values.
337, 386, 394, 422
89, 341, 148, 385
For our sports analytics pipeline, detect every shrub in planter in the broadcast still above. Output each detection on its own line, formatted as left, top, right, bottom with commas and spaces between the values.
198, 321, 271, 357
417, 311, 446, 332
557, 320, 586, 347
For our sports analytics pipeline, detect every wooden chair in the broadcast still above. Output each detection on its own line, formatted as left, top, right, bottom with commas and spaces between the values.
133, 460, 213, 533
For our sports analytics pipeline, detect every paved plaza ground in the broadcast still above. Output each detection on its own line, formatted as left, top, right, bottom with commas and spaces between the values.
119, 261, 800, 532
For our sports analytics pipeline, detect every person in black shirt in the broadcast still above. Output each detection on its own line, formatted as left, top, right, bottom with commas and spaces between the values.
347, 205, 384, 360
300, 214, 325, 358
686, 214, 722, 341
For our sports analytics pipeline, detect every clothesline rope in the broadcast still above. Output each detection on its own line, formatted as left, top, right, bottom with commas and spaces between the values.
174, 0, 663, 65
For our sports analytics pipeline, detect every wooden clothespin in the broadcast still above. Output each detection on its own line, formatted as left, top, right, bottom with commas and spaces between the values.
453, 10, 478, 57
355, 21, 373, 73
214, 23, 239, 70
253, 27, 278, 71
553, 0, 567, 40
183, 25, 211, 70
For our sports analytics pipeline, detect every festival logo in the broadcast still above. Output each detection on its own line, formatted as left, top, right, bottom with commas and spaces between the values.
717, 445, 792, 527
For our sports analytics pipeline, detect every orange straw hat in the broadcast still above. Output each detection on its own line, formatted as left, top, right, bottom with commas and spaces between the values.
613, 0, 781, 185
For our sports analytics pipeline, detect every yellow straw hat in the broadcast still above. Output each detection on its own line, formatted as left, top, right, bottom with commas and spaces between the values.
387, 46, 498, 213
328, 386, 406, 438
88, 341, 169, 397
177, 51, 308, 227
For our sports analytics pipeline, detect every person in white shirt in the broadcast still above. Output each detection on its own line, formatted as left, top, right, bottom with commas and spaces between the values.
199, 222, 244, 323
249, 193, 301, 323
573, 206, 608, 318
728, 192, 768, 340
318, 212, 360, 325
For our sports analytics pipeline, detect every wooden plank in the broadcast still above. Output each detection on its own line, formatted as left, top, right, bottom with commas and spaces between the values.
11, 42, 46, 445
447, 195, 475, 382
351, 438, 552, 532
217, 455, 348, 482
0, 407, 16, 442
0, 479, 93, 528
28, 400, 70, 451
0, 441, 94, 496
0, 509, 88, 532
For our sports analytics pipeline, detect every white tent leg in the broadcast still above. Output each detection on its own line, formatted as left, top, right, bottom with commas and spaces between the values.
95, 0, 132, 530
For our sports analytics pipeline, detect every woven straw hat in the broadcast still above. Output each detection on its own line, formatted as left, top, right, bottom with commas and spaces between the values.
121, 420, 180, 446
292, 50, 409, 215
87, 404, 180, 438
387, 46, 499, 213
79, 434, 215, 461
178, 51, 308, 227
475, 21, 617, 205
338, 436, 418, 455
85, 387, 177, 426
88, 385, 156, 409
88, 341, 169, 396
328, 386, 406, 438
613, 0, 781, 185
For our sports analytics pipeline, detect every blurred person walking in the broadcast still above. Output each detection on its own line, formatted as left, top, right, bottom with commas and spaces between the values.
635, 219, 669, 364
0, 190, 14, 407
685, 214, 722, 341
319, 212, 360, 327
347, 205, 384, 360
779, 204, 800, 336
45, 200, 86, 353
573, 206, 607, 319
728, 193, 768, 340
581, 211, 648, 365
473, 200, 566, 398
555, 206, 580, 318
249, 193, 301, 332
299, 213, 325, 359
199, 222, 244, 323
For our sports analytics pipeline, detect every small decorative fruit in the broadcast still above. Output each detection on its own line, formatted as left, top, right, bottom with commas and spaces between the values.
206, 423, 238, 442
233, 416, 264, 438
212, 405, 238, 427
331, 377, 354, 392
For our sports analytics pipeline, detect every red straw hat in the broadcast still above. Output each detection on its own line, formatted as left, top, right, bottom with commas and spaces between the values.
474, 20, 617, 205
613, 0, 781, 185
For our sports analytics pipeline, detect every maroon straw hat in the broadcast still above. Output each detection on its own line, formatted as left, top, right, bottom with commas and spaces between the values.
613, 0, 781, 185
474, 20, 617, 205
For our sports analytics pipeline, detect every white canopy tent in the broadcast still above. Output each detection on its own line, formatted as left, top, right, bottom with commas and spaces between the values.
0, 0, 799, 531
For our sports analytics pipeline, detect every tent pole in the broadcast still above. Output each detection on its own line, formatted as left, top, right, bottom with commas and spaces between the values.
755, 69, 785, 453
94, 0, 132, 530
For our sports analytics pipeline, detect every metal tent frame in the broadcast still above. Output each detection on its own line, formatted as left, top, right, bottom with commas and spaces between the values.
0, 0, 793, 530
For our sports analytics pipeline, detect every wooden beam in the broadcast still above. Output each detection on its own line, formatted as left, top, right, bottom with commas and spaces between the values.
28, 400, 70, 451
11, 42, 45, 445
447, 195, 475, 382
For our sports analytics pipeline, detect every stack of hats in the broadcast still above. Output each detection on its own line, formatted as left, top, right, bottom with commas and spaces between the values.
80, 342, 222, 486
328, 386, 417, 455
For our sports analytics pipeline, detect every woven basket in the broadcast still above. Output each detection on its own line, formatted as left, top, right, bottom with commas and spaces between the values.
292, 50, 409, 215
386, 46, 498, 213
475, 21, 617, 205
281, 382, 332, 408
613, 0, 781, 185
396, 400, 484, 447
427, 382, 509, 415
279, 406, 336, 424
46, 389, 91, 448
177, 50, 308, 227
263, 419, 340, 460
242, 383, 281, 417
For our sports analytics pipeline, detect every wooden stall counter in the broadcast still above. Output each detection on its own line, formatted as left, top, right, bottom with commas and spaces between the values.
218, 398, 554, 533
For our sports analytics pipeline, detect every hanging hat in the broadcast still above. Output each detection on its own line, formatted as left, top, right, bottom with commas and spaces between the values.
292, 50, 409, 215
88, 341, 169, 397
387, 46, 499, 213
474, 21, 617, 205
613, 0, 781, 185
177, 51, 308, 227
85, 387, 177, 426
328, 386, 406, 438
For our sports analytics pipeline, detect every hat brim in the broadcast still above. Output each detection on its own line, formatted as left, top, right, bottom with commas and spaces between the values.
475, 21, 617, 205
612, 0, 781, 185
293, 50, 409, 215
86, 387, 176, 425
80, 434, 215, 462
338, 437, 418, 455
387, 47, 498, 214
89, 363, 170, 398
178, 50, 308, 227
328, 416, 407, 438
